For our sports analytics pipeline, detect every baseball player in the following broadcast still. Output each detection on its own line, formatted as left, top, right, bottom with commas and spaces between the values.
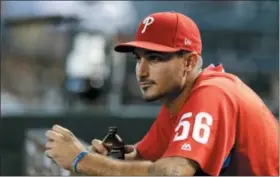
45, 12, 279, 176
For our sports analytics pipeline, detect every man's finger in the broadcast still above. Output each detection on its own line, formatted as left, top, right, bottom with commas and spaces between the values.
45, 149, 55, 158
45, 130, 63, 141
92, 139, 108, 155
91, 139, 102, 146
124, 145, 135, 154
45, 141, 54, 149
52, 125, 73, 140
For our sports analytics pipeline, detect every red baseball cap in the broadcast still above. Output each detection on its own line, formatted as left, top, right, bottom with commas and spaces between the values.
114, 11, 202, 54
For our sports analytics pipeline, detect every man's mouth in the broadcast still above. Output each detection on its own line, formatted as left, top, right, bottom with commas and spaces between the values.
139, 82, 154, 88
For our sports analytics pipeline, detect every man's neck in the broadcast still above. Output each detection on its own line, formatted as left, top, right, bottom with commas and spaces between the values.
164, 70, 201, 116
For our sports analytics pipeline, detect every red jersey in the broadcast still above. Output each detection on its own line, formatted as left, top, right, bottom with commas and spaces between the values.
136, 64, 279, 176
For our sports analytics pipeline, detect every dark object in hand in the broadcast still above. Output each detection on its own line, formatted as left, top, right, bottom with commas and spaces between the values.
102, 127, 125, 160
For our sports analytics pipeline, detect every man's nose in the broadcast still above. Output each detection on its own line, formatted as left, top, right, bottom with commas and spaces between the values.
136, 58, 149, 78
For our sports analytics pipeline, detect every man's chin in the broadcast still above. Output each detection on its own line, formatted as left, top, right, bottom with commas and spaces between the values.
142, 94, 163, 102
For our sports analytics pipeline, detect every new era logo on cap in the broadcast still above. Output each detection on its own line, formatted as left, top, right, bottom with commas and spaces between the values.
184, 38, 192, 46
114, 11, 202, 54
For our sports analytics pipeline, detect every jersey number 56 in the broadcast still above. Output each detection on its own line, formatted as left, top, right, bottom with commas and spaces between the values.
173, 112, 213, 144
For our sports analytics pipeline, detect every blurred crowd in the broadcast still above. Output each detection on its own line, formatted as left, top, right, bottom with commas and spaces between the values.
1, 1, 279, 118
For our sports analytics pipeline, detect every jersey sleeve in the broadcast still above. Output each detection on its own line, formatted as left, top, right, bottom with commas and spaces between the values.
162, 85, 237, 176
136, 109, 169, 162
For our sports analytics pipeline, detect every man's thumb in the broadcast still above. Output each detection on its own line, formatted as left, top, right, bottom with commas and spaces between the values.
124, 145, 135, 154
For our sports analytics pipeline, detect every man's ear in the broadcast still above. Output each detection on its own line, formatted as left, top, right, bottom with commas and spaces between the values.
184, 52, 200, 72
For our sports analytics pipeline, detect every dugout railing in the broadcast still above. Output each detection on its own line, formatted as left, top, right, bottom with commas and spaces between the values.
0, 112, 154, 176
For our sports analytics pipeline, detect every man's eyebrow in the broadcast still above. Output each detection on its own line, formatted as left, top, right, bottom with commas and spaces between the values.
132, 51, 168, 58
132, 52, 139, 57
133, 49, 163, 54
145, 51, 163, 55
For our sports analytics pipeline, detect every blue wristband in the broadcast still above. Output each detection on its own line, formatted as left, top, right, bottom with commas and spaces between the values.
72, 151, 88, 173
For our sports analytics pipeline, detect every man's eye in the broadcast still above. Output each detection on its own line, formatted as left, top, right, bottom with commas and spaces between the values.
133, 55, 140, 61
147, 55, 161, 61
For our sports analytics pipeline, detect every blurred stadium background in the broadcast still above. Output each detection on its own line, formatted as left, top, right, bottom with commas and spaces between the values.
0, 1, 279, 176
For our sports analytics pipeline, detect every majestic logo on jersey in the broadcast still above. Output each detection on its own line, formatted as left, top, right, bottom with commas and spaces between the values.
141, 16, 154, 34
181, 143, 192, 151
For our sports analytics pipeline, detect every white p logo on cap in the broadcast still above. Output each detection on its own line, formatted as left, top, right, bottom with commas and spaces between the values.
141, 16, 154, 34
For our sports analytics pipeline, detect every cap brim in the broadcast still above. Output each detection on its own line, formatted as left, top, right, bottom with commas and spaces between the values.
114, 41, 180, 53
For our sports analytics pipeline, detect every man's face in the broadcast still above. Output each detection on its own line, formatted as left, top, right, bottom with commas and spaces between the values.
133, 48, 187, 102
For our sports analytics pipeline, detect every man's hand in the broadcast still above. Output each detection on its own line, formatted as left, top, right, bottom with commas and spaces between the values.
45, 125, 85, 171
90, 139, 138, 160
44, 126, 198, 176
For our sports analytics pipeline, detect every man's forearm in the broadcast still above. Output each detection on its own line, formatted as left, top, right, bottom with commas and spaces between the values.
77, 153, 152, 176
